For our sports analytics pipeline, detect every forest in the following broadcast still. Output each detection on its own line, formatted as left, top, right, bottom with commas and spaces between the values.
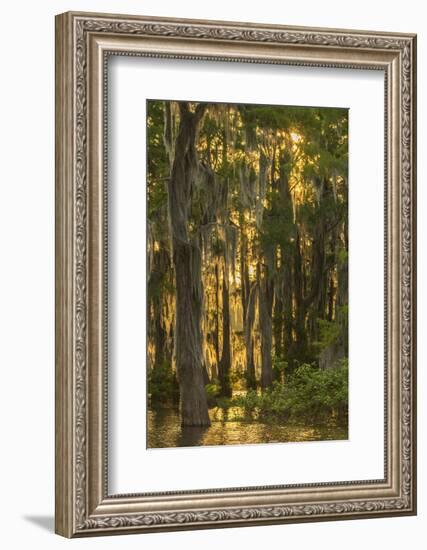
147, 99, 349, 448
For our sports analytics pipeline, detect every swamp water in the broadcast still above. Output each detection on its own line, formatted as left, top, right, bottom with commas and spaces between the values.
147, 406, 348, 448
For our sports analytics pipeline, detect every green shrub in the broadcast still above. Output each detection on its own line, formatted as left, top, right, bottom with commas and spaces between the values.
232, 389, 260, 418
317, 319, 341, 349
273, 357, 288, 383
285, 361, 348, 422
205, 380, 221, 407
229, 360, 348, 424
148, 362, 179, 405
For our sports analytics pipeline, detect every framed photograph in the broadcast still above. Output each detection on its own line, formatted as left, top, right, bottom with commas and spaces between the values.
55, 11, 417, 537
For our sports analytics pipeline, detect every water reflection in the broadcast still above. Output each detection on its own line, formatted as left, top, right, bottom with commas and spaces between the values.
147, 407, 348, 449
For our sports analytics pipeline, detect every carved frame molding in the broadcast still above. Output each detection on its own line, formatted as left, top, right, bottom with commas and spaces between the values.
55, 11, 416, 537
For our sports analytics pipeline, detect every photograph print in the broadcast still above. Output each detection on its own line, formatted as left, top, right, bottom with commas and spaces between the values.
147, 100, 349, 449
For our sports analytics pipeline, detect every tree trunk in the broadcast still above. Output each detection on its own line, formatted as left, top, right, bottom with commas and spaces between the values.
272, 244, 284, 364
294, 230, 306, 361
273, 288, 284, 361
149, 247, 169, 368
277, 150, 294, 363
307, 217, 326, 343
240, 226, 249, 322
327, 271, 335, 322
258, 261, 274, 390
167, 102, 210, 427
283, 252, 293, 357
337, 224, 349, 356
153, 301, 166, 367
305, 177, 329, 342
245, 282, 257, 389
218, 266, 232, 396
214, 261, 220, 376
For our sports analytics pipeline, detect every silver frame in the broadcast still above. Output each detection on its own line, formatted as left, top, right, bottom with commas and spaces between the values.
55, 11, 417, 537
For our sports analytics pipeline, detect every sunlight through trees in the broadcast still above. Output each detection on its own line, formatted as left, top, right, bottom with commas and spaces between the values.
147, 100, 348, 441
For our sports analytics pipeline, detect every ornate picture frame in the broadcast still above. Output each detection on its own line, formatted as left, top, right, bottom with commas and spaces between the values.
55, 11, 416, 537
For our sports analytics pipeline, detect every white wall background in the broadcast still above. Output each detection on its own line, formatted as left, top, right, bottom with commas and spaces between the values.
0, 1, 424, 548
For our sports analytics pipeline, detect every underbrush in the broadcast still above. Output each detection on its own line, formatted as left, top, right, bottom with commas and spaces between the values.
227, 360, 348, 425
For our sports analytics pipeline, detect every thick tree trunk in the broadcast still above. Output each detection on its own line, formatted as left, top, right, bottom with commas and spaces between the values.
173, 239, 210, 424
167, 102, 210, 427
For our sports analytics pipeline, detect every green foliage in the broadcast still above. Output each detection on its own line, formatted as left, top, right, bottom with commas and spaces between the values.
205, 380, 221, 407
317, 318, 341, 349
285, 362, 348, 422
261, 213, 295, 249
232, 389, 260, 417
273, 357, 288, 383
230, 361, 348, 424
337, 247, 348, 266
216, 396, 232, 410
205, 381, 221, 398
229, 368, 247, 389
338, 304, 349, 320
148, 362, 179, 405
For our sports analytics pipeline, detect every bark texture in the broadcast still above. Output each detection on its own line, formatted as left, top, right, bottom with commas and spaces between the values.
167, 102, 210, 427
